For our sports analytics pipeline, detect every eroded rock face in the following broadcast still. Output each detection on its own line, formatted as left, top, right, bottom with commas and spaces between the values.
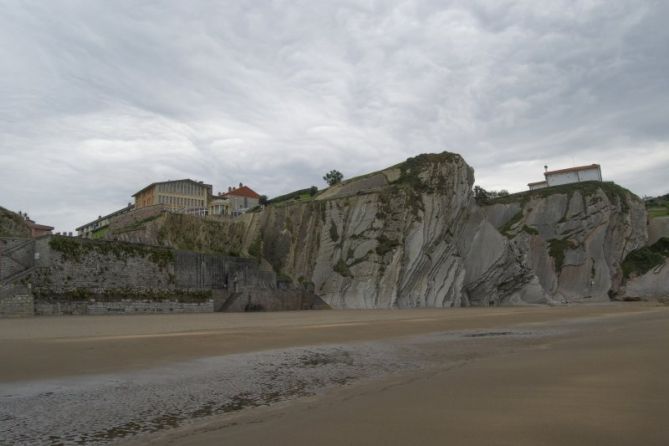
484, 185, 647, 303
108, 153, 648, 308
624, 260, 669, 299
243, 156, 645, 307
248, 153, 476, 309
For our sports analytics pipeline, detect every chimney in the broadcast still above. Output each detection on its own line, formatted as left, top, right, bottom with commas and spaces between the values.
228, 186, 232, 192
239, 182, 243, 188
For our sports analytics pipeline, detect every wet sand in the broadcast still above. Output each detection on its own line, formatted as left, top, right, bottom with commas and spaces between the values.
161, 305, 669, 446
0, 304, 657, 382
1, 303, 668, 445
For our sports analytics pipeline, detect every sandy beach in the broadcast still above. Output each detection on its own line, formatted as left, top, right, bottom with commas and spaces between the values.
1, 303, 668, 445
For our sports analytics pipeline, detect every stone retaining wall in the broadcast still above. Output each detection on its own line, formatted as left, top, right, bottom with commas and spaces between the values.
35, 299, 214, 316
0, 284, 34, 317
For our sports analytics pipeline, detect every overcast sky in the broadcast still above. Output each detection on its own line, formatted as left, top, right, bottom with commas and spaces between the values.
1, 0, 668, 232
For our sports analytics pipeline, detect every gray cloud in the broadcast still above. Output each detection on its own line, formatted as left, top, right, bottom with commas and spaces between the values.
1, 0, 667, 231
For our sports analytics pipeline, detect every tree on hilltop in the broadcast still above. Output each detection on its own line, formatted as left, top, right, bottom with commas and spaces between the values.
323, 170, 343, 186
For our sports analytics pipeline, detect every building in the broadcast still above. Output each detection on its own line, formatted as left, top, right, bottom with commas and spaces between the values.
133, 179, 212, 212
528, 164, 602, 190
76, 204, 134, 239
24, 218, 54, 238
528, 180, 548, 190
223, 183, 261, 215
208, 195, 232, 216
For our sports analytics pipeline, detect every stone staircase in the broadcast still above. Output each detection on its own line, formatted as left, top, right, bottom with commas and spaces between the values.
0, 238, 35, 316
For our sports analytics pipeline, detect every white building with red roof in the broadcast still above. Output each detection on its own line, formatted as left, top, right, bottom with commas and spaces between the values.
223, 183, 261, 215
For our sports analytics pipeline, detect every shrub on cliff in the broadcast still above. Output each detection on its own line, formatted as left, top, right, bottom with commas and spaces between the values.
622, 237, 669, 278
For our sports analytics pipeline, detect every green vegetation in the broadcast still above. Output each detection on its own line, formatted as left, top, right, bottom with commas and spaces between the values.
488, 181, 635, 213
157, 213, 244, 255
49, 236, 174, 268
0, 206, 31, 238
393, 152, 459, 193
276, 272, 293, 284
473, 186, 509, 205
267, 187, 319, 206
114, 214, 162, 234
323, 170, 344, 186
248, 236, 263, 262
622, 237, 669, 278
376, 234, 400, 256
645, 192, 669, 219
333, 259, 352, 277
91, 226, 109, 239
648, 207, 669, 218
522, 225, 539, 235
499, 210, 523, 237
548, 238, 577, 272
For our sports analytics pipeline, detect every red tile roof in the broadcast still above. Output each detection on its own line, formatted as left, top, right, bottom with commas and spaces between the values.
26, 221, 54, 231
223, 185, 260, 199
544, 164, 600, 176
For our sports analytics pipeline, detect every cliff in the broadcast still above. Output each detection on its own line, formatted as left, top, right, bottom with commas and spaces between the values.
483, 182, 647, 303
621, 238, 669, 300
107, 153, 648, 308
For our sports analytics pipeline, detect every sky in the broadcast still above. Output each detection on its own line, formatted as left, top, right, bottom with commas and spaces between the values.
1, 0, 668, 232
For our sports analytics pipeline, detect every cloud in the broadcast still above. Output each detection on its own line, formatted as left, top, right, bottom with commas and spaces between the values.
0, 0, 667, 231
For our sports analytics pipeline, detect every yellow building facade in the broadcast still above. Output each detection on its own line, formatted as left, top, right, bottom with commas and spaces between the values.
133, 179, 212, 211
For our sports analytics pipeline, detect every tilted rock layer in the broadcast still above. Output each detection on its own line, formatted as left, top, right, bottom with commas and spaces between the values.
110, 153, 648, 308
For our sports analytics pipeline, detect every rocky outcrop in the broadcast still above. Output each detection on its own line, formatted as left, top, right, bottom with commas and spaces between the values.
0, 206, 30, 238
106, 153, 648, 308
624, 260, 669, 299
620, 238, 669, 300
484, 183, 647, 303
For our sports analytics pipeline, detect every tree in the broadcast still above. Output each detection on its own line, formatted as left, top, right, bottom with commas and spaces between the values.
323, 170, 343, 186
309, 186, 318, 196
474, 186, 490, 204
259, 195, 268, 206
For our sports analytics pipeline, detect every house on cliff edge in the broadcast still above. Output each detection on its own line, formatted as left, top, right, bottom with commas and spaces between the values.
223, 183, 261, 216
528, 164, 602, 190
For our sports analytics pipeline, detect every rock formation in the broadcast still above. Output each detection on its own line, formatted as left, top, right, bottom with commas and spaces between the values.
108, 152, 648, 308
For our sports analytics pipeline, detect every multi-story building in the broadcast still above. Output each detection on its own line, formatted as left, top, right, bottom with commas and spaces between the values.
76, 204, 134, 238
133, 179, 212, 211
223, 183, 261, 215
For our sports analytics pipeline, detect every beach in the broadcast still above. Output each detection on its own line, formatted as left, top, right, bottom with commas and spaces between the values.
1, 304, 668, 445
